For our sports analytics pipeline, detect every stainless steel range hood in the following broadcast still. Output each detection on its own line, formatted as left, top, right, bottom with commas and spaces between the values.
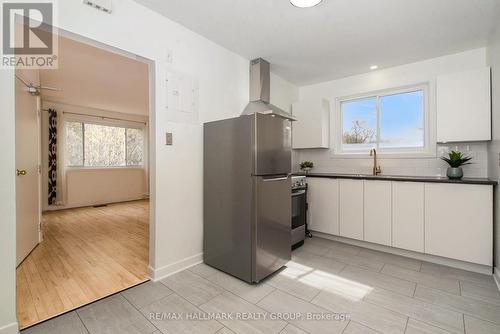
242, 58, 296, 121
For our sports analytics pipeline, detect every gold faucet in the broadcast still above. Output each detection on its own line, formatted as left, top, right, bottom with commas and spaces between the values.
370, 148, 382, 175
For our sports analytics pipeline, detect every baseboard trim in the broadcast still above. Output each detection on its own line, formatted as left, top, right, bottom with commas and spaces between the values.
0, 322, 19, 334
494, 267, 500, 292
44, 197, 148, 211
312, 232, 493, 275
148, 252, 203, 282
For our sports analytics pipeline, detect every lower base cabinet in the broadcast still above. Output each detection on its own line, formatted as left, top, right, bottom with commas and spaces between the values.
307, 177, 493, 266
364, 180, 392, 246
339, 179, 364, 240
425, 183, 493, 266
307, 178, 339, 235
392, 182, 425, 253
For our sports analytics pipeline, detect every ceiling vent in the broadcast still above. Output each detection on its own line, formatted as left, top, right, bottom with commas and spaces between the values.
83, 0, 112, 13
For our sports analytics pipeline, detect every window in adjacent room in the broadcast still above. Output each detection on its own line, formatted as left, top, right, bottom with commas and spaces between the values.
338, 86, 428, 154
65, 121, 144, 167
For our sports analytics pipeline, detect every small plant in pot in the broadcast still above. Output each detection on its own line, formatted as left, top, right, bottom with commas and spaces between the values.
300, 161, 314, 174
440, 150, 472, 179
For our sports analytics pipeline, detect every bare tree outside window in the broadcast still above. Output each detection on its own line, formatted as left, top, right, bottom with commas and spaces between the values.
65, 121, 144, 167
84, 124, 126, 167
65, 122, 83, 166
342, 120, 376, 144
126, 128, 144, 166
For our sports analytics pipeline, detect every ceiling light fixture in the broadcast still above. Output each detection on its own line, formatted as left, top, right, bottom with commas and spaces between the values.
370, 65, 379, 70
290, 0, 323, 8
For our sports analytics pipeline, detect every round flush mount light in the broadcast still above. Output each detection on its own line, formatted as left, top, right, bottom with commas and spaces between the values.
290, 0, 323, 8
370, 65, 379, 70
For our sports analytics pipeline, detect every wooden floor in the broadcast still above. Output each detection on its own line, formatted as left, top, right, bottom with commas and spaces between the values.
16, 200, 149, 329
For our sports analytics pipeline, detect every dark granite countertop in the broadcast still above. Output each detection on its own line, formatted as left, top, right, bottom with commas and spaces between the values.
293, 172, 497, 186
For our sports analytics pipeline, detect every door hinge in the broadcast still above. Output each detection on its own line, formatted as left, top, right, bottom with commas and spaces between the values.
38, 164, 41, 174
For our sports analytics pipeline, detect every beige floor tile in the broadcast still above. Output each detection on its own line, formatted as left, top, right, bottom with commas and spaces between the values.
312, 290, 407, 334
405, 318, 455, 334
141, 293, 223, 334
216, 327, 236, 334
265, 263, 322, 302
420, 262, 496, 288
342, 321, 382, 334
358, 249, 422, 272
161, 270, 225, 306
292, 249, 346, 275
200, 291, 287, 334
414, 285, 500, 325
323, 248, 385, 272
189, 263, 221, 278
206, 271, 275, 304
77, 294, 157, 334
460, 281, 500, 306
300, 241, 330, 257
382, 264, 460, 294
363, 288, 464, 334
307, 238, 362, 256
21, 312, 88, 334
339, 265, 416, 297
279, 324, 309, 334
464, 315, 500, 334
257, 289, 348, 334
121, 281, 173, 309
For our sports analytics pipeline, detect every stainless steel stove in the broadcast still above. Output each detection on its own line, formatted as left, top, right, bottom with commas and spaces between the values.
291, 176, 309, 249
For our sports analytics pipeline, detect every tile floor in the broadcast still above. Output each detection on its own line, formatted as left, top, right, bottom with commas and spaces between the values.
22, 237, 500, 334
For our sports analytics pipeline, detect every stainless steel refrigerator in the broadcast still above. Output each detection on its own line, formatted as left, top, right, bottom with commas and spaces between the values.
204, 58, 294, 283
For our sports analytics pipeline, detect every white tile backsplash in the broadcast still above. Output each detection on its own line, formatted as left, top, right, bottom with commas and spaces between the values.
293, 142, 488, 178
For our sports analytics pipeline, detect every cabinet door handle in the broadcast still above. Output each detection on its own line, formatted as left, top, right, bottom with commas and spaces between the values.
16, 169, 27, 176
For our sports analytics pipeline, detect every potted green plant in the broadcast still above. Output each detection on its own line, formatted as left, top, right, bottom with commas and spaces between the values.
440, 150, 472, 179
300, 161, 314, 174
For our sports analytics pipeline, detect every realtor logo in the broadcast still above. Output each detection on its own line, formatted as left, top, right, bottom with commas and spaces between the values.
1, 1, 58, 68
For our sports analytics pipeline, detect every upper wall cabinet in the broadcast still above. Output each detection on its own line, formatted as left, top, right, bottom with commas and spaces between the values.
436, 67, 491, 142
291, 99, 330, 149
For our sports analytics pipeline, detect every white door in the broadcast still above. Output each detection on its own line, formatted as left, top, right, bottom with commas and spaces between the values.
16, 70, 41, 266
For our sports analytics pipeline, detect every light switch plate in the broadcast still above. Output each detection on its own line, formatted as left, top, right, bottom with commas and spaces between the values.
166, 132, 173, 146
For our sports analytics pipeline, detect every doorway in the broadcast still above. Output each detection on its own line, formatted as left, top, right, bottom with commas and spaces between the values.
15, 31, 155, 330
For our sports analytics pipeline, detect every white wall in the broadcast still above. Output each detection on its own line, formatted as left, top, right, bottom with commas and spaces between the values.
270, 72, 299, 113
0, 0, 297, 330
0, 66, 18, 334
40, 102, 149, 211
487, 24, 500, 272
295, 48, 489, 177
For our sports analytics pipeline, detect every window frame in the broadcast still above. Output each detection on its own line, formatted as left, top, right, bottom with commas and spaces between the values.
333, 84, 434, 158
64, 116, 146, 169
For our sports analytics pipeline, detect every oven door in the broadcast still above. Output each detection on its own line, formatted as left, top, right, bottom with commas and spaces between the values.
292, 189, 306, 230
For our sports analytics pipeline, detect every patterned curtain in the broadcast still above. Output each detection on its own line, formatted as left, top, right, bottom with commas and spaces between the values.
48, 109, 57, 205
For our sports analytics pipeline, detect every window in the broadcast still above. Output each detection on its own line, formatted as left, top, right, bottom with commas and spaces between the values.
338, 87, 426, 154
65, 121, 144, 167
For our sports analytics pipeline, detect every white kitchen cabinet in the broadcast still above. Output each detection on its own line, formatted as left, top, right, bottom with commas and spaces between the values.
437, 67, 491, 142
364, 180, 392, 246
339, 179, 364, 240
392, 182, 425, 253
425, 183, 493, 266
307, 177, 339, 235
291, 99, 329, 149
